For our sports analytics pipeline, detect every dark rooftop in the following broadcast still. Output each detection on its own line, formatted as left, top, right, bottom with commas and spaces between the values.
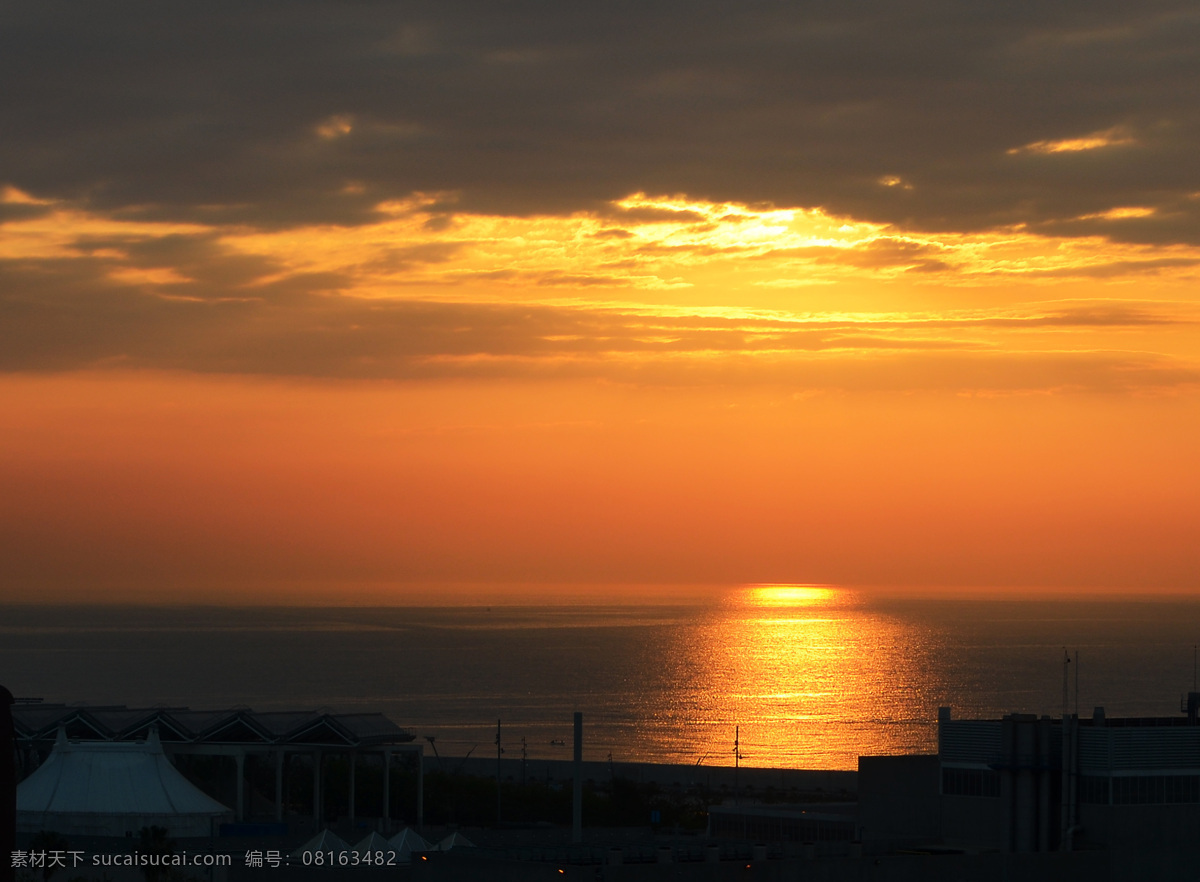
12, 703, 415, 748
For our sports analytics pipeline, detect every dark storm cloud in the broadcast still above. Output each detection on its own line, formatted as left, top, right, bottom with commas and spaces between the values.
3, 1, 1198, 240
0, 202, 54, 224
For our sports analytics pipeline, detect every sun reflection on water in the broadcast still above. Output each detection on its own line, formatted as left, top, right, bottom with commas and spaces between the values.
648, 584, 946, 770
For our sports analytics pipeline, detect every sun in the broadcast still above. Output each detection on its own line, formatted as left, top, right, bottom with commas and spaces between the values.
745, 584, 836, 607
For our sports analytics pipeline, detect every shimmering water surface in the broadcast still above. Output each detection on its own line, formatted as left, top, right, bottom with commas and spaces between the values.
3, 588, 1198, 769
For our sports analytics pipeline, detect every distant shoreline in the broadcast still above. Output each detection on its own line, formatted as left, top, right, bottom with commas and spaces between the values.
4, 588, 1200, 608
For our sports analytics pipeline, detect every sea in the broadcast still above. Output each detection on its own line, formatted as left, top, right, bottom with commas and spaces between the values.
3, 587, 1199, 771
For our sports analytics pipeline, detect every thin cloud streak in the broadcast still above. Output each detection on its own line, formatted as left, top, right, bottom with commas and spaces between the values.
1, 249, 1195, 391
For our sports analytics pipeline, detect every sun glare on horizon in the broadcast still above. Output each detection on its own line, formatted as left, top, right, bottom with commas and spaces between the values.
743, 584, 839, 607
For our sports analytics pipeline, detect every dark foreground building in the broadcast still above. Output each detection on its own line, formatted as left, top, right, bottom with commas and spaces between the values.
860, 695, 1200, 855
13, 697, 1200, 880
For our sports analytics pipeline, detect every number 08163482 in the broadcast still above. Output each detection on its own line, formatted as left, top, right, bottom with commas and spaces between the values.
300, 851, 398, 866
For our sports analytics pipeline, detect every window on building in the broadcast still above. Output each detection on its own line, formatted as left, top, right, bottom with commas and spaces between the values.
1078, 775, 1110, 805
1111, 775, 1200, 805
942, 767, 1001, 798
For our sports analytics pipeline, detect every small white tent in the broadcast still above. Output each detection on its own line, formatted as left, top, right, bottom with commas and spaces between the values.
437, 831, 475, 851
17, 730, 232, 837
387, 827, 431, 862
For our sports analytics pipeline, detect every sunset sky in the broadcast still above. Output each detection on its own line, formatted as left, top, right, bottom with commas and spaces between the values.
2, 2, 1199, 602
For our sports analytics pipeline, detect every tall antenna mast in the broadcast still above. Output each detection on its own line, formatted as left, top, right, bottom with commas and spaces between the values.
1062, 648, 1070, 718
1074, 650, 1079, 718
495, 719, 502, 827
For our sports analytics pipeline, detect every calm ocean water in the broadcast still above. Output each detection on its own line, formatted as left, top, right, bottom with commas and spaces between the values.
3, 588, 1199, 770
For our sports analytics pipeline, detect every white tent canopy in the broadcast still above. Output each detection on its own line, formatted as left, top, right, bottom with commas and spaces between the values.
387, 827, 431, 861
17, 729, 232, 838
437, 831, 475, 851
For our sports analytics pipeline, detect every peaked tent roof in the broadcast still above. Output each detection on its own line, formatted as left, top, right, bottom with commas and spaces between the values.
16, 730, 231, 837
388, 828, 431, 853
437, 832, 475, 851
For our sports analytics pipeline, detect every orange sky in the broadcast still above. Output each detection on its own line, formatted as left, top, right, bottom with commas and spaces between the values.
4, 5, 1200, 603
2, 183, 1199, 605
